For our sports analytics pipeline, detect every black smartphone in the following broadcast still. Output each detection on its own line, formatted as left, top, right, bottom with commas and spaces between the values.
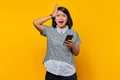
64, 35, 73, 43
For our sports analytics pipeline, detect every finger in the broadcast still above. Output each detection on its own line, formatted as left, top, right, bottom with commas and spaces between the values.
64, 43, 72, 48
55, 4, 58, 10
55, 4, 58, 8
52, 4, 58, 17
64, 43, 69, 46
67, 40, 73, 43
64, 41, 70, 44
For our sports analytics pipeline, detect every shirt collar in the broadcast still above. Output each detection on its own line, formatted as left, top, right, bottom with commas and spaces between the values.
56, 25, 69, 34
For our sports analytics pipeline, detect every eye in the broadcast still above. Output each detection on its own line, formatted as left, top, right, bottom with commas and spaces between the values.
62, 14, 67, 17
56, 14, 60, 17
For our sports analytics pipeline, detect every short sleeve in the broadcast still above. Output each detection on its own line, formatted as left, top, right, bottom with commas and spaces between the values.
74, 31, 81, 45
40, 25, 50, 37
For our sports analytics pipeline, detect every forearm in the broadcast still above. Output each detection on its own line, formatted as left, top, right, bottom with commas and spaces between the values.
33, 16, 52, 25
33, 4, 58, 32
71, 43, 80, 56
33, 16, 52, 32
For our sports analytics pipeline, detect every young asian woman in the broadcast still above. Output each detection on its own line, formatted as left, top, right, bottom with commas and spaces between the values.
33, 4, 81, 80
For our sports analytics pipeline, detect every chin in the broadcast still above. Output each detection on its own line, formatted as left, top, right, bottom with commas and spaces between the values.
57, 24, 66, 28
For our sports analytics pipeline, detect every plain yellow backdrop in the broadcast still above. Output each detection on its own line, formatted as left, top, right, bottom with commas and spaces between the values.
0, 0, 120, 80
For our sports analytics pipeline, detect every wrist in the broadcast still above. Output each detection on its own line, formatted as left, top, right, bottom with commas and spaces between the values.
71, 42, 75, 48
50, 14, 54, 19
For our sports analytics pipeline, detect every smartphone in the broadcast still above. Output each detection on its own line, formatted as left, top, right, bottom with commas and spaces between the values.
64, 35, 73, 43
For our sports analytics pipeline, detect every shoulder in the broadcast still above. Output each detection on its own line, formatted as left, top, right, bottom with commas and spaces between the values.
68, 29, 78, 34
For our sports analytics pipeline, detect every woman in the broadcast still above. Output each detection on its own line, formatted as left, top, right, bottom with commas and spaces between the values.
33, 4, 81, 80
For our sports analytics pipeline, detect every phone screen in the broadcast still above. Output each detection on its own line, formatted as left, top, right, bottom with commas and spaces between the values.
64, 35, 73, 42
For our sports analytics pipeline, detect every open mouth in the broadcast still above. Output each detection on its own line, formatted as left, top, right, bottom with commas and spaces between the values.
58, 21, 64, 24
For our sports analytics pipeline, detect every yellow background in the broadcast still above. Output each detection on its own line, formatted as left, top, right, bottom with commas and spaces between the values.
0, 0, 120, 80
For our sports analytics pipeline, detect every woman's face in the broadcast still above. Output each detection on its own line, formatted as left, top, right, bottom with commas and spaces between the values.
55, 10, 68, 29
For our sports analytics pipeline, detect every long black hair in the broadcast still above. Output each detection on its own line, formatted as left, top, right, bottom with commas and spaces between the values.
52, 7, 73, 29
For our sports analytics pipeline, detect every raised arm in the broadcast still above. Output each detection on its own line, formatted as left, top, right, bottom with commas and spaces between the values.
33, 16, 51, 33
33, 4, 58, 33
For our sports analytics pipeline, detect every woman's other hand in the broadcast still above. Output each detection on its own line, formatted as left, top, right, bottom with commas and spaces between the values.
64, 40, 80, 56
64, 40, 73, 48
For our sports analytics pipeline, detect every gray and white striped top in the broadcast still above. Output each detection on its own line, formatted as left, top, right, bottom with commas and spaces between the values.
41, 25, 81, 67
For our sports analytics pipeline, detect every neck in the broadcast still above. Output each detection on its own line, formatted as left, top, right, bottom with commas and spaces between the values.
58, 25, 66, 29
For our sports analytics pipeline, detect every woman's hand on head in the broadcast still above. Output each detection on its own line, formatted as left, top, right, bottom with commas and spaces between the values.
52, 4, 58, 17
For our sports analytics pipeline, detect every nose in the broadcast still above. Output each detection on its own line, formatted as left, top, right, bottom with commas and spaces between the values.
59, 15, 63, 20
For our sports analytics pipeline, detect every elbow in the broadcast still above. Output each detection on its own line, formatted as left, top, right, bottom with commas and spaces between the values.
33, 21, 40, 29
33, 20, 43, 28
33, 20, 37, 26
73, 49, 80, 56
74, 52, 79, 56
72, 50, 80, 56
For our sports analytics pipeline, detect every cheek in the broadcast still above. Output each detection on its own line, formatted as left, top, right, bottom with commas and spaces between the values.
64, 18, 68, 23
55, 18, 58, 22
